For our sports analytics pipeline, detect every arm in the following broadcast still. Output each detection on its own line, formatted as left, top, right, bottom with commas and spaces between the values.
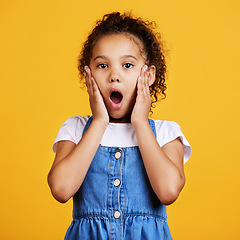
48, 66, 109, 203
133, 122, 185, 205
131, 66, 185, 205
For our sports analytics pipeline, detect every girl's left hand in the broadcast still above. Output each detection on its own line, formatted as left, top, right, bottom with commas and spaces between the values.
131, 65, 151, 125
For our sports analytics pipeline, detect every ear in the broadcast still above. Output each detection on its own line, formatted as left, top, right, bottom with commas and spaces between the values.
147, 65, 156, 86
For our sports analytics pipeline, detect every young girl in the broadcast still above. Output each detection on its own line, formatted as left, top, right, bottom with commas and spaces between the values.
48, 12, 191, 240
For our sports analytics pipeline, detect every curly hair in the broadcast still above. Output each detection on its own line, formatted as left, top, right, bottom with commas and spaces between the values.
78, 12, 167, 109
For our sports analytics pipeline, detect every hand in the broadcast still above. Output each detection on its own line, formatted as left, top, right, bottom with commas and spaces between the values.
131, 65, 152, 125
84, 66, 109, 124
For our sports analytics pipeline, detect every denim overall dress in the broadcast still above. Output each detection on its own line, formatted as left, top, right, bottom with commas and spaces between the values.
65, 117, 172, 240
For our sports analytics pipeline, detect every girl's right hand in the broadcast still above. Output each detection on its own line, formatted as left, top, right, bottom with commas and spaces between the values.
84, 66, 109, 124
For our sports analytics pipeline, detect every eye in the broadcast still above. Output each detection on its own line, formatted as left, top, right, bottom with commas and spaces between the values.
123, 63, 133, 69
97, 63, 108, 69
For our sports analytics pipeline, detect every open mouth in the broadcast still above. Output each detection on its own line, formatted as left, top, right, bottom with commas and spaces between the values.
110, 91, 123, 104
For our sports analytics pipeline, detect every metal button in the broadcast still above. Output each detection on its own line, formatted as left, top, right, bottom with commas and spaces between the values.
115, 151, 121, 159
113, 210, 121, 219
114, 179, 121, 187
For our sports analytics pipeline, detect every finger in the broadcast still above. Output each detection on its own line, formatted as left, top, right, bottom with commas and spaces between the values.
145, 79, 150, 97
144, 71, 150, 96
138, 65, 147, 89
91, 77, 99, 93
86, 75, 92, 95
141, 64, 148, 74
85, 66, 93, 95
84, 66, 90, 87
138, 75, 143, 89
141, 67, 149, 96
137, 76, 143, 98
88, 77, 93, 96
142, 65, 148, 83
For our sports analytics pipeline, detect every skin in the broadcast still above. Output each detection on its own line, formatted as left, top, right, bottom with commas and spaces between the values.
48, 33, 185, 205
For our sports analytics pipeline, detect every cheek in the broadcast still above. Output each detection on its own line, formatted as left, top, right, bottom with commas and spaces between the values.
90, 70, 104, 85
92, 75, 108, 96
127, 72, 139, 86
89, 67, 97, 79
126, 79, 138, 97
126, 68, 140, 79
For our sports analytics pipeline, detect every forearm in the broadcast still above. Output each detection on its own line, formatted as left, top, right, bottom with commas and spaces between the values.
48, 119, 107, 203
133, 120, 185, 205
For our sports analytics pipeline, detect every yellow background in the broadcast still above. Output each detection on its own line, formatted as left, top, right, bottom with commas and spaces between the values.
1, 0, 239, 239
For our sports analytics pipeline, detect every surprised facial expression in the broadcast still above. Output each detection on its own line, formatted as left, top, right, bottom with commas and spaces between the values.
89, 33, 146, 123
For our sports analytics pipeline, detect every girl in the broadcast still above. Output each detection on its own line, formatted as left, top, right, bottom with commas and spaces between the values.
48, 12, 191, 240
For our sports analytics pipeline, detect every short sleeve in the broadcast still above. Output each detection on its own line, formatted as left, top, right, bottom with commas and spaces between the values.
154, 120, 191, 164
52, 116, 90, 154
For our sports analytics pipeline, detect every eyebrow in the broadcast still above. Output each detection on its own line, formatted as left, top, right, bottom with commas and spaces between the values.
93, 55, 138, 61
122, 55, 138, 60
93, 56, 107, 61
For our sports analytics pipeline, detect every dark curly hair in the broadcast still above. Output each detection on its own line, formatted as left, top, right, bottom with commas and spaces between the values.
78, 12, 167, 109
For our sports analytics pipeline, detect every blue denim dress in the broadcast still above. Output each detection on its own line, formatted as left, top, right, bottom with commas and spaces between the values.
65, 117, 172, 240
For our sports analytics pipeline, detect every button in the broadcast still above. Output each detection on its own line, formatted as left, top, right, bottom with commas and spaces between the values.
113, 210, 121, 219
114, 179, 121, 187
115, 151, 121, 159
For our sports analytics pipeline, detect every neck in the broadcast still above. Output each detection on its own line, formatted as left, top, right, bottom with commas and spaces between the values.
109, 114, 131, 123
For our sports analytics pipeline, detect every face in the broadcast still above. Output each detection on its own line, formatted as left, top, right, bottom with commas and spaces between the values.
89, 33, 146, 123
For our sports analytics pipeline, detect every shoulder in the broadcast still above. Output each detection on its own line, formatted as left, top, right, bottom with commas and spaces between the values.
153, 119, 191, 164
53, 115, 90, 153
153, 119, 182, 142
154, 119, 181, 132
62, 115, 90, 128
58, 115, 90, 138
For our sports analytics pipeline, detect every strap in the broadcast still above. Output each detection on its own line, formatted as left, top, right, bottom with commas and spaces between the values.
148, 118, 156, 138
82, 116, 93, 137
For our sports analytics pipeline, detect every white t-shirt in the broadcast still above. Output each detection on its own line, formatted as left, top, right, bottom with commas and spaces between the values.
53, 116, 191, 164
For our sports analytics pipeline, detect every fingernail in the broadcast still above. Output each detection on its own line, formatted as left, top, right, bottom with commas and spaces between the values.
144, 65, 148, 71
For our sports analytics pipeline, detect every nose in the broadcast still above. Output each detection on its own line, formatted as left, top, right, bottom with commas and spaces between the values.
110, 68, 120, 83
111, 78, 120, 83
